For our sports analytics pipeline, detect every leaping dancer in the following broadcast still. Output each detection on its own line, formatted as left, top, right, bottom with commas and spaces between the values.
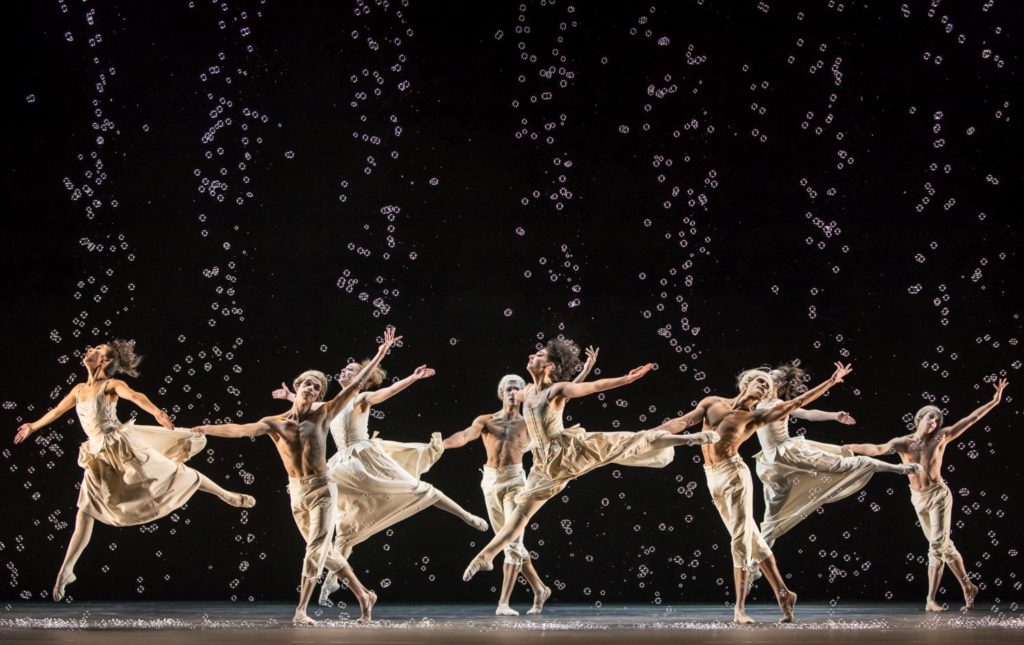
14, 340, 253, 602
462, 338, 717, 582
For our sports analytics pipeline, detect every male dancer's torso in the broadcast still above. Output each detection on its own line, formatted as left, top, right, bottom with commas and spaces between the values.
263, 411, 330, 478
700, 397, 761, 464
480, 411, 531, 468
891, 433, 945, 491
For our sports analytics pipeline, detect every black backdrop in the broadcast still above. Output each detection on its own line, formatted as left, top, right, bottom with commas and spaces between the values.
1, 1, 1020, 606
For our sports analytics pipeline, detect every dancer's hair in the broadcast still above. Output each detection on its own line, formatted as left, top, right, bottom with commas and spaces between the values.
496, 374, 526, 400
914, 405, 944, 430
293, 370, 329, 401
356, 359, 387, 390
103, 339, 143, 378
544, 337, 582, 382
770, 360, 808, 400
736, 367, 773, 392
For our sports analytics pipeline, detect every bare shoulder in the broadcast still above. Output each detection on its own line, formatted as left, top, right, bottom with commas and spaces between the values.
889, 434, 916, 451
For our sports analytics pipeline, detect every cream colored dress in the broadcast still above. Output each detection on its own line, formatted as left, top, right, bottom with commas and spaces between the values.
753, 398, 876, 546
515, 385, 674, 503
327, 394, 445, 552
75, 388, 205, 526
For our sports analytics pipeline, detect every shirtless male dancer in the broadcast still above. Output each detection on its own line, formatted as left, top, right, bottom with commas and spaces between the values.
442, 347, 597, 615
195, 327, 399, 624
843, 378, 1008, 612
660, 362, 858, 623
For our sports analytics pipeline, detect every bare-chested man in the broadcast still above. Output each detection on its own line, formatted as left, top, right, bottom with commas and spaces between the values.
660, 362, 856, 623
194, 327, 399, 624
842, 378, 1008, 612
442, 347, 598, 616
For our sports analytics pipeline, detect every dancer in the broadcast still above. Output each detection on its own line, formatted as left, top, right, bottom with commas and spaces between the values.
660, 362, 855, 623
442, 346, 598, 616
13, 340, 253, 602
752, 361, 920, 548
842, 378, 1007, 612
195, 327, 399, 624
462, 338, 718, 582
299, 361, 489, 607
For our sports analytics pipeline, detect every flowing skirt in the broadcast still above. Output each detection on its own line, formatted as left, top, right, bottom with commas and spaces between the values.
755, 436, 875, 546
328, 432, 444, 551
76, 423, 206, 526
516, 425, 674, 503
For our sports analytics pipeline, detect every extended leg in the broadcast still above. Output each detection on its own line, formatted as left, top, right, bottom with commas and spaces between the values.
53, 510, 94, 601
464, 499, 545, 581
197, 472, 255, 508
432, 491, 488, 531
650, 431, 719, 449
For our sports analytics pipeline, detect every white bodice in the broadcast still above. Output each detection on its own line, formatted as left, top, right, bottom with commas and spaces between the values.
523, 387, 565, 447
329, 395, 371, 449
755, 398, 792, 451
75, 388, 123, 438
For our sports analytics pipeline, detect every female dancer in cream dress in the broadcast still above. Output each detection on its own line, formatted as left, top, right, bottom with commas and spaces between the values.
14, 340, 253, 601
274, 361, 487, 605
463, 338, 719, 580
750, 362, 919, 548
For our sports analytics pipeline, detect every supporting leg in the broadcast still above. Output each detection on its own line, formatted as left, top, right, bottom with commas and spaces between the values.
521, 559, 551, 614
925, 563, 946, 611
732, 567, 754, 624
758, 556, 797, 623
53, 510, 94, 602
945, 556, 978, 611
495, 563, 521, 616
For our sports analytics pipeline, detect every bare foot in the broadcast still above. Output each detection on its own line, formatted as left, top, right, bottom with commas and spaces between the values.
925, 599, 946, 612
899, 464, 922, 476
228, 492, 256, 508
318, 573, 341, 607
961, 583, 979, 611
527, 585, 552, 615
357, 590, 377, 623
465, 514, 489, 532
292, 609, 317, 625
52, 571, 76, 602
779, 590, 797, 623
495, 604, 519, 616
734, 609, 755, 624
463, 556, 494, 581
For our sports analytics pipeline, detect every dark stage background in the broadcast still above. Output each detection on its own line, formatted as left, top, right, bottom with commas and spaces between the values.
2, 0, 1020, 607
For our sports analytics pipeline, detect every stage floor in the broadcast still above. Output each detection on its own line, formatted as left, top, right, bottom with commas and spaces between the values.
1, 602, 1022, 643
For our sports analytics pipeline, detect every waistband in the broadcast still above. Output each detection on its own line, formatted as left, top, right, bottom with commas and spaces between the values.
483, 463, 525, 478
289, 472, 331, 487
703, 454, 745, 471
910, 479, 948, 496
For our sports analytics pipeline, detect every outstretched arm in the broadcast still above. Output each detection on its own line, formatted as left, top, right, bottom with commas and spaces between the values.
109, 380, 174, 429
756, 362, 852, 425
572, 346, 600, 383
321, 327, 401, 420
194, 418, 272, 438
943, 378, 1008, 443
551, 363, 653, 401
14, 384, 83, 444
442, 415, 487, 450
791, 408, 856, 425
363, 365, 435, 407
655, 397, 716, 433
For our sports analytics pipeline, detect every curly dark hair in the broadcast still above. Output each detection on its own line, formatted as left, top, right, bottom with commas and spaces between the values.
771, 360, 807, 400
545, 337, 582, 382
104, 339, 143, 378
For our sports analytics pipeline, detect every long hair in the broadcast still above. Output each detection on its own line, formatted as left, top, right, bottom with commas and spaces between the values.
771, 360, 807, 400
105, 339, 143, 378
356, 359, 387, 390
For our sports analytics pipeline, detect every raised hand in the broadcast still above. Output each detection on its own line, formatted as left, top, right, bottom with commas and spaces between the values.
411, 365, 436, 380
379, 326, 402, 354
992, 378, 1008, 402
272, 382, 293, 400
14, 423, 33, 444
836, 411, 857, 425
831, 362, 853, 383
584, 346, 600, 366
624, 363, 654, 383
